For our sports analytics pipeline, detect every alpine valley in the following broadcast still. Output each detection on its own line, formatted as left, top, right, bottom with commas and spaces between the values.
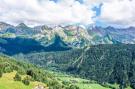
1, 22, 135, 89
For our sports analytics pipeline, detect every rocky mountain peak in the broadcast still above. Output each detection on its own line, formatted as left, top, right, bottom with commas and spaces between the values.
16, 23, 28, 28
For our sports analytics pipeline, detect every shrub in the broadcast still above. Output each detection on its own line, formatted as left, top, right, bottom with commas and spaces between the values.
4, 66, 13, 73
69, 85, 80, 89
0, 70, 3, 77
22, 76, 30, 85
14, 73, 21, 81
62, 81, 70, 86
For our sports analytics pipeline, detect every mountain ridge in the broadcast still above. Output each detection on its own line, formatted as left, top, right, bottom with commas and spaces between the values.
1, 22, 135, 48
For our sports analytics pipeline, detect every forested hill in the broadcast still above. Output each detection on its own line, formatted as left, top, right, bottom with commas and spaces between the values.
0, 55, 79, 89
15, 44, 135, 89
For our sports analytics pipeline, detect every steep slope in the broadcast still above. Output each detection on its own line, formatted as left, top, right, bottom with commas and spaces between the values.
44, 34, 72, 51
88, 26, 135, 44
0, 22, 92, 47
0, 35, 71, 55
15, 44, 135, 89
0, 22, 40, 37
0, 37, 45, 55
34, 25, 91, 48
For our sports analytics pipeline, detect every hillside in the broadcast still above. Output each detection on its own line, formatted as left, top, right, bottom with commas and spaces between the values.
0, 71, 47, 89
0, 54, 116, 89
0, 35, 71, 55
13, 44, 135, 89
0, 55, 80, 89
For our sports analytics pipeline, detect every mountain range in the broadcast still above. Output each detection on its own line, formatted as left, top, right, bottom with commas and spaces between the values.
1, 22, 135, 89
1, 22, 135, 48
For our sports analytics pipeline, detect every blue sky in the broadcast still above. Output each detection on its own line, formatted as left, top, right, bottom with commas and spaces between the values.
0, 0, 135, 27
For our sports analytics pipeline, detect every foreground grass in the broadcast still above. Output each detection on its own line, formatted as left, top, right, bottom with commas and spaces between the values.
0, 71, 47, 89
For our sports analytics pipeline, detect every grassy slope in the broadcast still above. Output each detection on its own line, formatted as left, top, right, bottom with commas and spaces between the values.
0, 69, 132, 89
0, 71, 47, 89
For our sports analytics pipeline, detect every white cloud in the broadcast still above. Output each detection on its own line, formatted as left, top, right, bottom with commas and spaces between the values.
1, 0, 134, 27
83, 0, 111, 6
99, 0, 135, 27
0, 0, 95, 26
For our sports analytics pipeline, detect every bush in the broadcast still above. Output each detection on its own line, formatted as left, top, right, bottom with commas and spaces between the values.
62, 81, 70, 86
14, 73, 21, 81
4, 66, 13, 73
22, 76, 30, 85
17, 67, 26, 75
27, 69, 37, 80
69, 85, 80, 89
0, 70, 3, 77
